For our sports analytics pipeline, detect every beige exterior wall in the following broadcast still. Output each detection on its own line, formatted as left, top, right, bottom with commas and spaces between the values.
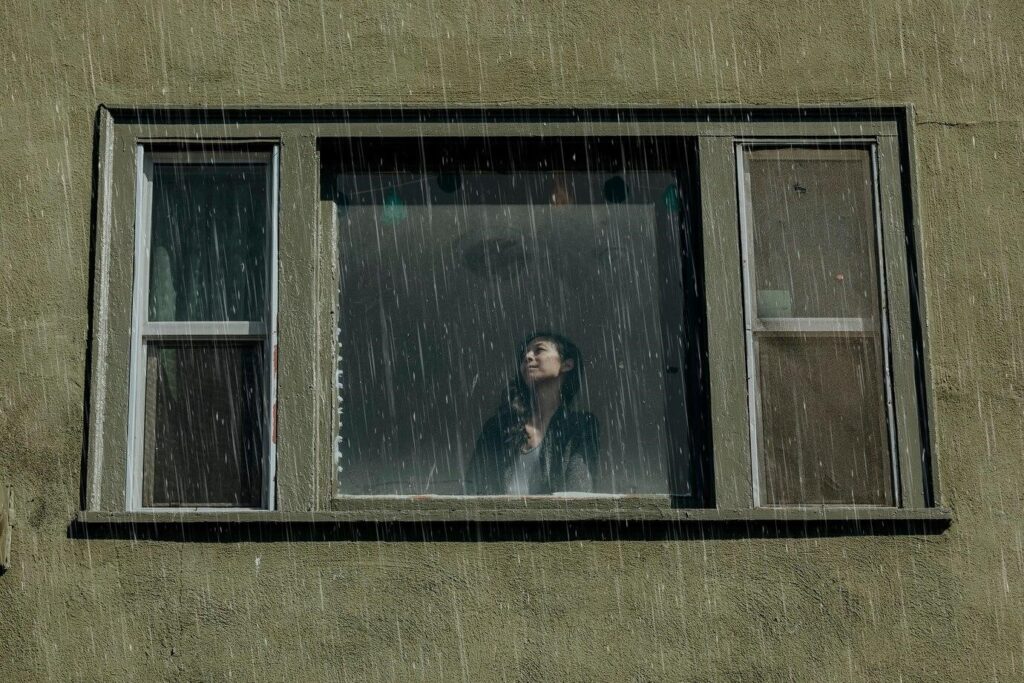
0, 1, 1021, 680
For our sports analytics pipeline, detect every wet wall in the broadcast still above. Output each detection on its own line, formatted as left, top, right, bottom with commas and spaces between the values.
1, 1, 1022, 680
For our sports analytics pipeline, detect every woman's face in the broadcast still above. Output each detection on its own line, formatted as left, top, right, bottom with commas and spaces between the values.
520, 338, 574, 386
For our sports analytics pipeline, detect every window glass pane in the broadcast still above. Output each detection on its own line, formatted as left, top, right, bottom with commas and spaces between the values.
747, 147, 879, 320
757, 336, 892, 505
143, 341, 266, 507
331, 141, 691, 496
148, 163, 267, 322
744, 145, 894, 506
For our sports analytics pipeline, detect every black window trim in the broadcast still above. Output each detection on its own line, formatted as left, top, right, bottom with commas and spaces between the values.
78, 104, 947, 531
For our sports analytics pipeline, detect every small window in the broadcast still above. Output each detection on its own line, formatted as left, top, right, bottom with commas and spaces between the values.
125, 148, 278, 510
738, 144, 896, 506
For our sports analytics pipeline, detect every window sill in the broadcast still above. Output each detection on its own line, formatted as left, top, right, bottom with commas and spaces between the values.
71, 500, 951, 542
329, 495, 952, 522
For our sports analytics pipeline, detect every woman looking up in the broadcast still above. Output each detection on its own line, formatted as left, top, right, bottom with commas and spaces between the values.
465, 332, 600, 495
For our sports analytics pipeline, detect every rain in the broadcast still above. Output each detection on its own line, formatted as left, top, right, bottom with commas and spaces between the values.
0, 1, 1021, 681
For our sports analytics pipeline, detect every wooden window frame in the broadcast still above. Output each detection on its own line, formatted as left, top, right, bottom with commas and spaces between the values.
81, 105, 944, 525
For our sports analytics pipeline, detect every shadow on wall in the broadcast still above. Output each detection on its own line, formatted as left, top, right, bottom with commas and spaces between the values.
0, 485, 12, 575
67, 515, 951, 544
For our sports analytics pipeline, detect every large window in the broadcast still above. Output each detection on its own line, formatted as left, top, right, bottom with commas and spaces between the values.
83, 108, 937, 518
325, 138, 698, 498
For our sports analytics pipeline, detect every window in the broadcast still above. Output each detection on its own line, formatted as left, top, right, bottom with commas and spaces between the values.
324, 137, 700, 499
126, 148, 278, 510
739, 144, 896, 506
83, 107, 938, 519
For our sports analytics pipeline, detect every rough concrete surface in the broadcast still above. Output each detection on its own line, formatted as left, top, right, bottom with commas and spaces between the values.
0, 1, 1022, 680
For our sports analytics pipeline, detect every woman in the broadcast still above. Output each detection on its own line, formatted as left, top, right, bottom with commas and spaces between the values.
465, 332, 600, 495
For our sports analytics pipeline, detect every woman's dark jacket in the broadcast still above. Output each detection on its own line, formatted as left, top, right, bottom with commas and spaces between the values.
465, 407, 600, 494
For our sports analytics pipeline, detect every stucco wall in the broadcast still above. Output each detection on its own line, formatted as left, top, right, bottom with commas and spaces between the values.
1, 1, 1022, 680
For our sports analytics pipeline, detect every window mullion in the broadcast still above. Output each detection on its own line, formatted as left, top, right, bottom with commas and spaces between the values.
141, 321, 267, 337
751, 317, 878, 335
698, 136, 754, 509
275, 133, 333, 512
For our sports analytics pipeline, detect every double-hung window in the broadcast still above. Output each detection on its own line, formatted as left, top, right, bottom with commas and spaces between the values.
83, 107, 940, 520
88, 141, 278, 511
738, 144, 897, 506
127, 147, 277, 510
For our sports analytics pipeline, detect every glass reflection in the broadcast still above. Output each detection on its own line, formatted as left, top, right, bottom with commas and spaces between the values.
744, 145, 894, 506
331, 144, 691, 497
148, 164, 267, 322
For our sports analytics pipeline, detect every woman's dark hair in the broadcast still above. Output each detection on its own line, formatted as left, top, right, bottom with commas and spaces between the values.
497, 331, 582, 449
